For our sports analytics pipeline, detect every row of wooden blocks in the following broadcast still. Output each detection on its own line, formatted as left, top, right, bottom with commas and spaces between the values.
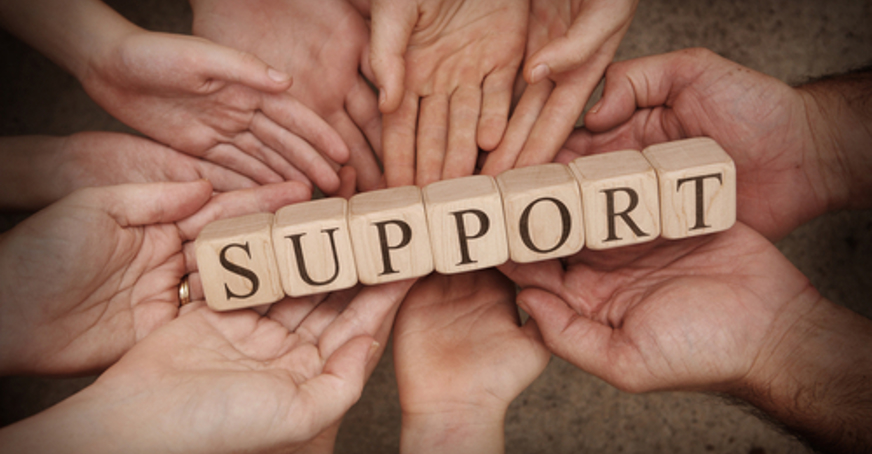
196, 138, 736, 311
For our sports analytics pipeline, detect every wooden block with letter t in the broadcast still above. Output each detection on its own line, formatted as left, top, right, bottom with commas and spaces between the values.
497, 163, 584, 263
423, 175, 509, 273
195, 213, 285, 311
348, 186, 434, 285
272, 198, 358, 297
643, 137, 737, 239
570, 150, 660, 250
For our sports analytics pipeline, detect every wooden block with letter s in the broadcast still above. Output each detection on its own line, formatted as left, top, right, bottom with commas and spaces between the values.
194, 213, 285, 311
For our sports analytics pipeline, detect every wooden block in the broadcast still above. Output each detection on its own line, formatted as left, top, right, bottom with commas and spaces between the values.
348, 186, 433, 285
272, 198, 358, 297
195, 213, 284, 311
423, 175, 509, 273
642, 137, 737, 239
496, 163, 584, 262
570, 150, 660, 250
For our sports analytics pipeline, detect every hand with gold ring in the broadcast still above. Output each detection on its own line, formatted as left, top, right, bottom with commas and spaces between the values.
0, 179, 313, 376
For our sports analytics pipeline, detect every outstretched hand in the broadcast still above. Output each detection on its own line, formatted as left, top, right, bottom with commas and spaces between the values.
370, 0, 529, 186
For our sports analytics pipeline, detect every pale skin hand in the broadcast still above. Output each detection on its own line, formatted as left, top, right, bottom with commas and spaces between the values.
393, 270, 550, 453
481, 0, 637, 176
552, 48, 871, 241
0, 132, 258, 211
0, 0, 351, 192
191, 0, 385, 192
0, 180, 312, 376
0, 279, 414, 454
371, 0, 529, 186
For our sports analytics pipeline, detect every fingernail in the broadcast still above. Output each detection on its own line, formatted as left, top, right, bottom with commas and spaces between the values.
589, 97, 604, 115
366, 341, 381, 363
378, 88, 387, 107
267, 67, 291, 83
530, 64, 550, 84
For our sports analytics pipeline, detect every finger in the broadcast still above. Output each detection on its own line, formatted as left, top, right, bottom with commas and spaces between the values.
89, 180, 213, 228
477, 67, 517, 151
347, 75, 384, 159
369, 0, 417, 113
191, 159, 258, 192
524, 0, 637, 83
194, 38, 293, 93
335, 166, 358, 199
331, 113, 382, 192
250, 112, 342, 194
415, 94, 450, 186
201, 143, 285, 185
497, 259, 567, 296
443, 85, 482, 180
233, 131, 314, 187
382, 91, 419, 187
479, 81, 552, 176
260, 93, 351, 164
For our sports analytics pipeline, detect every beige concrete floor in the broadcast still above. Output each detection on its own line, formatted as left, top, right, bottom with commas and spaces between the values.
1, 0, 871, 453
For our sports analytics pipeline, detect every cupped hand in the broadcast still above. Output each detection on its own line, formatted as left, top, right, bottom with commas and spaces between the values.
481, 0, 637, 176
82, 28, 350, 192
371, 0, 529, 186
553, 48, 840, 241
501, 223, 818, 393
0, 180, 311, 375
192, 0, 384, 192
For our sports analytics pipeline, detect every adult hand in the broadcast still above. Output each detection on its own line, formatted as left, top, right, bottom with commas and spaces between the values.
393, 270, 549, 453
191, 0, 384, 192
370, 0, 529, 186
0, 132, 258, 211
0, 180, 311, 375
552, 48, 860, 241
0, 280, 414, 453
481, 0, 637, 175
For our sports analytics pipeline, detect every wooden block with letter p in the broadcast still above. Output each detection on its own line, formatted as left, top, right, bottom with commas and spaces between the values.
195, 213, 285, 311
642, 137, 737, 239
496, 163, 584, 263
348, 186, 434, 285
272, 198, 358, 297
570, 150, 660, 250
423, 175, 509, 273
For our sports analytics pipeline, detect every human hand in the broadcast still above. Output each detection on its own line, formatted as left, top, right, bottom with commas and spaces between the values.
0, 132, 258, 211
191, 0, 384, 192
393, 270, 549, 453
0, 179, 311, 375
552, 48, 854, 241
0, 280, 414, 453
81, 26, 351, 193
370, 0, 529, 186
481, 0, 637, 176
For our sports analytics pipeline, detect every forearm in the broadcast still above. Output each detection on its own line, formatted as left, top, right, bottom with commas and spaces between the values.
400, 410, 506, 454
0, 135, 75, 211
0, 0, 137, 79
797, 67, 872, 211
731, 290, 872, 453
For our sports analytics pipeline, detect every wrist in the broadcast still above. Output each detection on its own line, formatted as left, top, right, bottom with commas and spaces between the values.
400, 406, 507, 454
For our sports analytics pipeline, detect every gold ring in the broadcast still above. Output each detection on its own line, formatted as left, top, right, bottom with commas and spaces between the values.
178, 275, 191, 306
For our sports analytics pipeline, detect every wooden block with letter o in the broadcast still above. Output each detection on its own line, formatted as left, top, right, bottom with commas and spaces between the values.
570, 150, 660, 250
348, 186, 434, 285
272, 198, 358, 297
423, 175, 509, 273
497, 163, 584, 262
195, 213, 285, 311
643, 138, 737, 239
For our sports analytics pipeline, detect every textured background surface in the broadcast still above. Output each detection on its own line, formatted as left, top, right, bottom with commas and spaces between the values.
1, 0, 871, 453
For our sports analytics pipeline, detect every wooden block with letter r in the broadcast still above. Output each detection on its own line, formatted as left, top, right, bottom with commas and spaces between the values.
423, 175, 509, 274
642, 137, 737, 239
348, 186, 434, 285
195, 213, 285, 311
272, 198, 358, 297
497, 163, 584, 263
570, 149, 660, 250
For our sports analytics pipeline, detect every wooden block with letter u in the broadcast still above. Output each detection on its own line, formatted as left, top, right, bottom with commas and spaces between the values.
348, 186, 434, 285
643, 138, 737, 239
195, 213, 285, 311
272, 198, 358, 297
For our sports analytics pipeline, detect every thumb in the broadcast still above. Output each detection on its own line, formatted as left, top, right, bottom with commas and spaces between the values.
369, 0, 417, 113
89, 180, 213, 228
196, 39, 293, 93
